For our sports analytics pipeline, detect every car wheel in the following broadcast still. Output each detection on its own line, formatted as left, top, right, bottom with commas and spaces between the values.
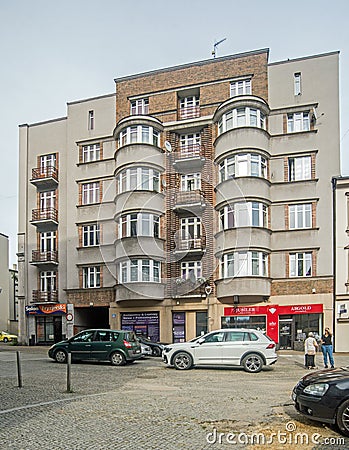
110, 351, 126, 366
54, 349, 68, 363
242, 353, 264, 373
3, 337, 8, 343
336, 399, 349, 437
152, 347, 161, 357
172, 352, 193, 370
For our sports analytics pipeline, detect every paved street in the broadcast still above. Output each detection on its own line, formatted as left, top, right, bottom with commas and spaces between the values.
0, 344, 348, 449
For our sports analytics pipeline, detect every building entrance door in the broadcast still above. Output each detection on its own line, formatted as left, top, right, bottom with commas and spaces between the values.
279, 317, 293, 349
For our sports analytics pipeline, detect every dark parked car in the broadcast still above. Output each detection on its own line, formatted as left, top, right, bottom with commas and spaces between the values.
292, 367, 349, 436
48, 329, 142, 366
137, 336, 164, 357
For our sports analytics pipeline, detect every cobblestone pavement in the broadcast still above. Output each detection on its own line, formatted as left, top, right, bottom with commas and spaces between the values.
0, 345, 348, 449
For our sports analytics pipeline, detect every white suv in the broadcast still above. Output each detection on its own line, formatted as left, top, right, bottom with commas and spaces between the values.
162, 328, 277, 373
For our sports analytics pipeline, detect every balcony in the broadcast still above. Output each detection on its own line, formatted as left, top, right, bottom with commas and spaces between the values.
174, 190, 206, 215
173, 144, 205, 172
31, 250, 58, 268
32, 290, 58, 303
178, 106, 200, 120
30, 166, 58, 190
173, 279, 206, 298
174, 237, 206, 259
115, 282, 165, 302
31, 208, 58, 230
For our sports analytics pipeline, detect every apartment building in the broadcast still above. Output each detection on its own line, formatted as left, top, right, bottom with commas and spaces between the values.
18, 48, 340, 348
0, 233, 18, 334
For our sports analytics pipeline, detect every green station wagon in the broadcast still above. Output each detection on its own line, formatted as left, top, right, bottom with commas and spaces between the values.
48, 329, 142, 366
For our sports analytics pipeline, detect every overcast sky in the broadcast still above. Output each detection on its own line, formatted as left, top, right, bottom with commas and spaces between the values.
1, 0, 349, 266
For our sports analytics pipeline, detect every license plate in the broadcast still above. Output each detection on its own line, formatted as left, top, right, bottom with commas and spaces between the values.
135, 349, 141, 353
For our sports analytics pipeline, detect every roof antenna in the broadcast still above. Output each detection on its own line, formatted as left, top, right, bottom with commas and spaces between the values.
212, 38, 227, 58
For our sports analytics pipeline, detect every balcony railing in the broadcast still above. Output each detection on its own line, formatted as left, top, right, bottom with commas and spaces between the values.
179, 106, 200, 120
32, 166, 58, 181
175, 190, 205, 206
31, 207, 58, 223
31, 250, 58, 264
174, 280, 205, 297
176, 144, 201, 159
32, 290, 58, 303
176, 237, 206, 251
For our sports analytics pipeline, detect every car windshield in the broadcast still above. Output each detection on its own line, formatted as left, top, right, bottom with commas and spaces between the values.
125, 332, 137, 342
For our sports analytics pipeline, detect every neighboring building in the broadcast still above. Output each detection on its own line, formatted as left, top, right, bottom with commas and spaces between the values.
18, 49, 341, 349
0, 233, 18, 334
334, 176, 349, 352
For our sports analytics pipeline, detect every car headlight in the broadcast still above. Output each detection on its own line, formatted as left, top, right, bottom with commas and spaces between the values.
303, 383, 329, 397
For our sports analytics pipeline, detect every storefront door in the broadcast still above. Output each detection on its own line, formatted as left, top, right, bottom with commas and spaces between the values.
279, 317, 293, 349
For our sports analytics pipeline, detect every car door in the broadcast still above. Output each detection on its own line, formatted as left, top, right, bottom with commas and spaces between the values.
221, 331, 251, 365
90, 330, 113, 360
68, 330, 95, 360
192, 331, 225, 365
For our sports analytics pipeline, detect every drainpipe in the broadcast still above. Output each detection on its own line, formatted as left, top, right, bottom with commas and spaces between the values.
331, 177, 337, 351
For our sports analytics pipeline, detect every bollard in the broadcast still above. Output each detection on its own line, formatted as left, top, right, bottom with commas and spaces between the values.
66, 352, 72, 393
16, 351, 22, 388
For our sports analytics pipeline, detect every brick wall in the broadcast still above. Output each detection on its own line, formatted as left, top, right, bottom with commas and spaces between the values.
271, 278, 333, 296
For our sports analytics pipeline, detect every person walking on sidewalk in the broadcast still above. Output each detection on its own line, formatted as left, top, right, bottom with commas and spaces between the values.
321, 327, 335, 368
304, 332, 318, 369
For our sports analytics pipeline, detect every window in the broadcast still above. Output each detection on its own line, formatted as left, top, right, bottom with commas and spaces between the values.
180, 133, 201, 157
130, 98, 149, 115
287, 112, 310, 133
118, 213, 160, 238
288, 156, 312, 181
181, 261, 202, 281
289, 204, 312, 229
179, 96, 200, 119
294, 73, 301, 96
219, 153, 267, 182
221, 251, 267, 278
40, 271, 57, 292
230, 78, 251, 97
181, 173, 201, 191
82, 224, 100, 246
88, 110, 94, 130
218, 107, 266, 134
289, 252, 312, 277
219, 202, 267, 229
180, 217, 201, 240
117, 167, 160, 193
119, 259, 161, 283
82, 182, 100, 205
118, 125, 159, 147
83, 266, 101, 288
82, 143, 100, 163
40, 190, 56, 209
40, 231, 56, 252
40, 154, 56, 169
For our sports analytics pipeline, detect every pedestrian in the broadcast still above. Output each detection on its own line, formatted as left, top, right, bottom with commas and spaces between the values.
304, 332, 318, 369
321, 327, 335, 368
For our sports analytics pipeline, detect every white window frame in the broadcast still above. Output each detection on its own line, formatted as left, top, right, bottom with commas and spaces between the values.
83, 266, 101, 288
289, 252, 312, 277
289, 204, 312, 229
118, 213, 160, 238
40, 154, 56, 169
40, 271, 57, 291
218, 107, 266, 135
40, 190, 56, 209
288, 156, 312, 181
40, 231, 56, 252
219, 153, 267, 182
181, 261, 202, 281
287, 112, 310, 133
82, 223, 100, 247
180, 173, 201, 191
179, 133, 201, 157
180, 217, 201, 241
117, 167, 160, 193
230, 78, 251, 97
82, 182, 100, 205
82, 143, 100, 163
118, 125, 159, 147
221, 251, 267, 278
219, 202, 267, 229
130, 98, 149, 115
179, 96, 200, 119
294, 73, 301, 96
88, 110, 94, 130
119, 259, 161, 283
